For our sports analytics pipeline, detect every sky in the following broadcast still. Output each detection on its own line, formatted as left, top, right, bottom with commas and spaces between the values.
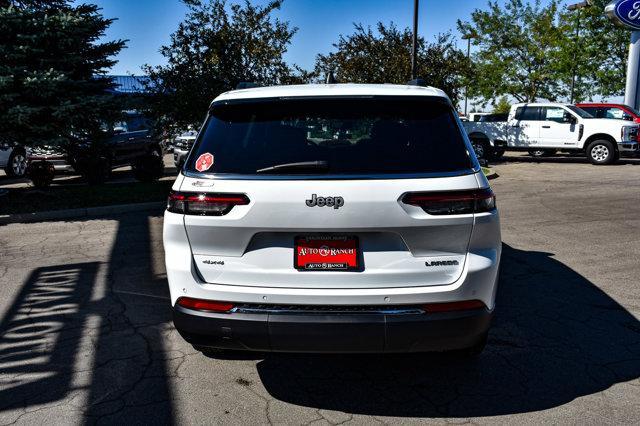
91, 0, 575, 76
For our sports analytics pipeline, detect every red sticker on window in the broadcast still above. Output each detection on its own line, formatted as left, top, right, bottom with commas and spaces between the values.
195, 153, 214, 172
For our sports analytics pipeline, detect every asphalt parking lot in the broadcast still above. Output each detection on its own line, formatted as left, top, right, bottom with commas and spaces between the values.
0, 154, 639, 424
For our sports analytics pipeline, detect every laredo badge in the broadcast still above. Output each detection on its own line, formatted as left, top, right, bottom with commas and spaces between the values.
195, 153, 214, 172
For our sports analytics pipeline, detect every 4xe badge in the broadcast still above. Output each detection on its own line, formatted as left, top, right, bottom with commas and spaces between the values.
305, 194, 344, 209
195, 152, 214, 172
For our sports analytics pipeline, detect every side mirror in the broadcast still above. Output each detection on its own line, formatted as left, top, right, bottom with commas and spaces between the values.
563, 112, 576, 124
623, 114, 634, 121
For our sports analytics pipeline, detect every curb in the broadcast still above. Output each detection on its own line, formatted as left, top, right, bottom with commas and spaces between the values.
0, 201, 165, 225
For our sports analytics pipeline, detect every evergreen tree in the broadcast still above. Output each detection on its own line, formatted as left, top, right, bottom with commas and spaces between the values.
0, 0, 126, 148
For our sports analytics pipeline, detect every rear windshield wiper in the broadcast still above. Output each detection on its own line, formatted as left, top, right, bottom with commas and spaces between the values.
256, 161, 329, 174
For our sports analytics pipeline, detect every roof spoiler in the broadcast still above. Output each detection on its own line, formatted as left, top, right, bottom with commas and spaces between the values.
407, 78, 427, 87
235, 82, 262, 90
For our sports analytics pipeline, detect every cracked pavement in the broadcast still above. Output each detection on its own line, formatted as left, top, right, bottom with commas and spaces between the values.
0, 154, 639, 424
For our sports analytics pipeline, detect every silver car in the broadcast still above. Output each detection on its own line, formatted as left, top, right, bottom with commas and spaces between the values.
163, 83, 501, 355
0, 142, 27, 177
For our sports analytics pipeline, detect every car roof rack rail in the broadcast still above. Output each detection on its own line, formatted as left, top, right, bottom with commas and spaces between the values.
235, 82, 262, 90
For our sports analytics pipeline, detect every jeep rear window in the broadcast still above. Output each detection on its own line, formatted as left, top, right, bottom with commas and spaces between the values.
185, 96, 473, 176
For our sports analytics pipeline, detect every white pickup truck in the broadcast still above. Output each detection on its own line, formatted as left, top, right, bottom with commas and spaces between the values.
463, 103, 640, 164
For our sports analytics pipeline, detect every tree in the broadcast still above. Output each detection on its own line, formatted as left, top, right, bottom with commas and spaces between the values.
557, 0, 629, 102
492, 96, 511, 114
458, 0, 566, 104
143, 0, 300, 133
314, 23, 471, 107
0, 1, 126, 148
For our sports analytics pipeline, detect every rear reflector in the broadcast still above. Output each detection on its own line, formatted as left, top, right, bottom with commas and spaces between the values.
423, 300, 487, 313
167, 191, 249, 215
402, 188, 496, 215
176, 297, 234, 313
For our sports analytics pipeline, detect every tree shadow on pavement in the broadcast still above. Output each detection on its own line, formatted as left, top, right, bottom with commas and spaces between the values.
0, 263, 101, 410
0, 210, 175, 424
256, 244, 640, 417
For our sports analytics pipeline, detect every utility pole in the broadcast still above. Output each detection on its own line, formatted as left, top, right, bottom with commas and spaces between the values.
411, 0, 419, 80
461, 32, 478, 117
567, 1, 591, 103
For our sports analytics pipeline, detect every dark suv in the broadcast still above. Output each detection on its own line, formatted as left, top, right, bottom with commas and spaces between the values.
28, 111, 164, 181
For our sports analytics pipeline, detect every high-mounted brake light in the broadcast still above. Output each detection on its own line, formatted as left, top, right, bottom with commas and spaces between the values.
402, 188, 495, 215
167, 191, 249, 215
176, 297, 235, 313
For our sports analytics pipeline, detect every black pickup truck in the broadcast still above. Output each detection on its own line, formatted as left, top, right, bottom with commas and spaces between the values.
28, 111, 164, 183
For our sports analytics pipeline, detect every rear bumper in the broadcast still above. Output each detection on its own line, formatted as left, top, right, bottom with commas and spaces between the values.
173, 305, 492, 353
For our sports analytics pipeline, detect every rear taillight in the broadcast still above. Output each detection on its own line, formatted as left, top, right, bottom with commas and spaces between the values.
167, 191, 249, 215
176, 297, 234, 313
402, 188, 496, 215
422, 300, 487, 313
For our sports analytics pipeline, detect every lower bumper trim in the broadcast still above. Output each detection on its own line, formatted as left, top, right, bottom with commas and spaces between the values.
619, 141, 639, 152
173, 305, 492, 353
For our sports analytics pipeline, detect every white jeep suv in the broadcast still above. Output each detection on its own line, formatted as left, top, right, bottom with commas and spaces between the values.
164, 83, 501, 354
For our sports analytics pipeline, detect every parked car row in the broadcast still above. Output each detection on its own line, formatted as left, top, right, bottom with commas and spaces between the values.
463, 102, 640, 165
1, 111, 165, 184
5, 103, 639, 183
172, 129, 198, 168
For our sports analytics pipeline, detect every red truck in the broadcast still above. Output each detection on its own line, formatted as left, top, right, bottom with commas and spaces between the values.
576, 103, 640, 123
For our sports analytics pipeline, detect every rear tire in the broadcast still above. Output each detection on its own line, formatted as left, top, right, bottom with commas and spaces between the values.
133, 152, 165, 182
471, 138, 490, 161
27, 160, 55, 188
586, 139, 616, 165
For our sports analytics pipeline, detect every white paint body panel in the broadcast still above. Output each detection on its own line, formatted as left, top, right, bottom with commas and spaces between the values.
163, 84, 501, 310
164, 172, 501, 308
463, 102, 639, 149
